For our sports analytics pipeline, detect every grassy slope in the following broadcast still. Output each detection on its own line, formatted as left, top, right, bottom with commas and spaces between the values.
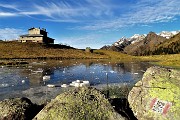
0, 42, 107, 59
94, 50, 180, 68
152, 32, 180, 54
0, 42, 179, 68
137, 54, 180, 68
94, 50, 134, 61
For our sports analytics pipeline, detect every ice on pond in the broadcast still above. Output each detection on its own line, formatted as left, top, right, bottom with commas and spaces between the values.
43, 75, 51, 81
0, 60, 152, 104
22, 80, 25, 84
61, 84, 69, 88
70, 80, 90, 87
47, 84, 55, 88
0, 83, 9, 88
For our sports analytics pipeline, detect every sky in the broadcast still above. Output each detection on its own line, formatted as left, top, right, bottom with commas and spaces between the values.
0, 0, 180, 49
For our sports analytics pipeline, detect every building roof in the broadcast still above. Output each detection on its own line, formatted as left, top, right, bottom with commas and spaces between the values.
28, 27, 47, 32
28, 27, 36, 30
47, 37, 55, 40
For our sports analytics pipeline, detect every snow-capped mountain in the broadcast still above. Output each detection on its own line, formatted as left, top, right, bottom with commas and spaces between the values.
109, 37, 131, 51
113, 37, 127, 46
130, 34, 146, 44
158, 31, 180, 39
106, 34, 146, 51
101, 30, 179, 52
113, 34, 146, 46
113, 30, 179, 47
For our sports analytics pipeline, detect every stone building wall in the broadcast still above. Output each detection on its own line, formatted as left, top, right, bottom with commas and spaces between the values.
19, 36, 43, 43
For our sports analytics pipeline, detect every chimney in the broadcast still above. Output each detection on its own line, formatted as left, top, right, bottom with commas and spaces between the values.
42, 28, 46, 32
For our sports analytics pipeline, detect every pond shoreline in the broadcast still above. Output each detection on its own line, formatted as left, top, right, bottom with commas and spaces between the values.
0, 86, 137, 120
0, 82, 133, 105
0, 59, 153, 105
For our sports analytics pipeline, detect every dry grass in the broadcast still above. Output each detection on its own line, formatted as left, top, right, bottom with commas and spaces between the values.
136, 54, 180, 68
0, 42, 107, 59
94, 50, 134, 61
94, 50, 180, 68
0, 42, 179, 68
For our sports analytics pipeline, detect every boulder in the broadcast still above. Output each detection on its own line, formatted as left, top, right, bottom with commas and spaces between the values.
0, 97, 43, 120
34, 87, 125, 120
128, 66, 180, 120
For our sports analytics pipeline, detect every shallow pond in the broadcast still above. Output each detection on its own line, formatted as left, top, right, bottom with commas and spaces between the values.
0, 59, 152, 104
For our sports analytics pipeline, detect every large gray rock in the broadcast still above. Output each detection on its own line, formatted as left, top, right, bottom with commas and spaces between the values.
0, 97, 42, 120
128, 66, 180, 120
34, 87, 125, 120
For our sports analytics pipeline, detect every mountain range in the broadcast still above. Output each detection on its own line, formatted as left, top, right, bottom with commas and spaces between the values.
101, 30, 180, 56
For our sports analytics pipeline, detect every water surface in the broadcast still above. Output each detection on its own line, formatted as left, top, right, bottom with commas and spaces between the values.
0, 60, 152, 104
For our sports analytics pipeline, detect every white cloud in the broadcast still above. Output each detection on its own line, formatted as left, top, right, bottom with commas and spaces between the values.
0, 3, 20, 17
0, 1, 116, 21
58, 34, 105, 49
0, 3, 19, 11
0, 28, 26, 40
78, 0, 180, 30
141, 24, 152, 27
0, 12, 17, 17
0, 0, 179, 30
24, 1, 115, 22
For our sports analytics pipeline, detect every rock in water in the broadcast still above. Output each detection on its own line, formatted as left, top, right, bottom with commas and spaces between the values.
34, 87, 125, 120
0, 97, 43, 120
128, 66, 180, 120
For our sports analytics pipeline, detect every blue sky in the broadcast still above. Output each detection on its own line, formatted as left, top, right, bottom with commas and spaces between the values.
0, 0, 180, 49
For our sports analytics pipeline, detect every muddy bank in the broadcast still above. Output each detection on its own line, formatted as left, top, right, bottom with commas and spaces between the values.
0, 60, 28, 66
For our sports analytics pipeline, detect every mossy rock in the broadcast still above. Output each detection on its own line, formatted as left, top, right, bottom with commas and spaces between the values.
101, 85, 131, 99
34, 87, 124, 120
128, 66, 180, 120
0, 97, 41, 120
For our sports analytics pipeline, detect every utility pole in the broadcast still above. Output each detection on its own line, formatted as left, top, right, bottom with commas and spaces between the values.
106, 73, 109, 99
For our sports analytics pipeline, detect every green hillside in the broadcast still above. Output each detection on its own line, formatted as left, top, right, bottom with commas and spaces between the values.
152, 33, 180, 55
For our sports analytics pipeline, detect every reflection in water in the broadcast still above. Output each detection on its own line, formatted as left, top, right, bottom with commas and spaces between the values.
0, 60, 152, 103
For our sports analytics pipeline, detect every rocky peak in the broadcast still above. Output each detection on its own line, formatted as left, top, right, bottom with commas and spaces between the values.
143, 32, 166, 45
146, 31, 165, 40
110, 37, 131, 51
147, 31, 156, 36
130, 34, 146, 44
113, 37, 128, 46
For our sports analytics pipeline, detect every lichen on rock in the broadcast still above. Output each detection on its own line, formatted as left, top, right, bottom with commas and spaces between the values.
0, 97, 42, 120
34, 87, 125, 120
128, 66, 180, 120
